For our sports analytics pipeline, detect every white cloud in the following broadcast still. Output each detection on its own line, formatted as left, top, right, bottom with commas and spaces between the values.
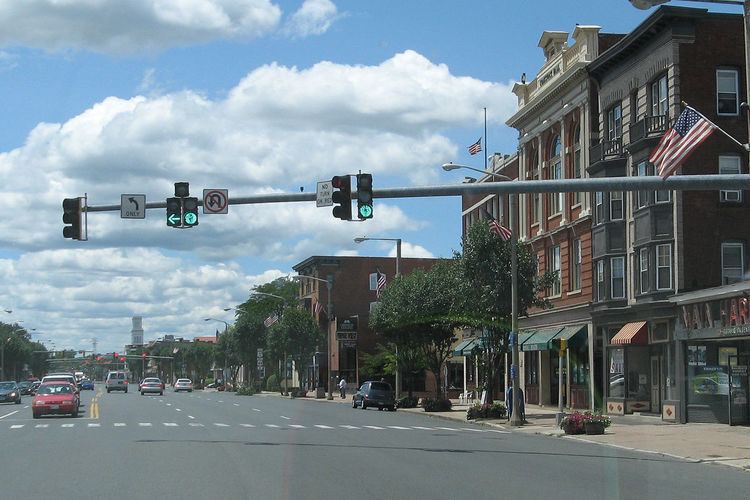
282, 0, 340, 39
388, 242, 435, 259
0, 0, 283, 54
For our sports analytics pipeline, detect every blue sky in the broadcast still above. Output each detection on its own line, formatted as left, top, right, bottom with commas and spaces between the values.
0, 0, 737, 352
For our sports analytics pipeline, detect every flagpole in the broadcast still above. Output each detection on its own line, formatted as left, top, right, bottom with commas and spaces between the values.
681, 100, 749, 150
484, 107, 488, 171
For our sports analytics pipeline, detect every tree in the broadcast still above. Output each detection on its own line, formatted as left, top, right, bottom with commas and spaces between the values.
215, 328, 242, 385
459, 221, 555, 403
266, 307, 323, 391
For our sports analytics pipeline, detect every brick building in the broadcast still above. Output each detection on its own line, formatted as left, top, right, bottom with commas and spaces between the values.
293, 255, 440, 394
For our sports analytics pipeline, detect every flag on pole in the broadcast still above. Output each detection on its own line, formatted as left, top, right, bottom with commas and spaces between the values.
648, 106, 716, 179
376, 271, 387, 298
481, 208, 512, 241
314, 301, 324, 315
467, 138, 482, 155
263, 314, 279, 328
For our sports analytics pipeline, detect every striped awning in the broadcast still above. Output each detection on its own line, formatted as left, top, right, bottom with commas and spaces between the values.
521, 327, 564, 351
610, 321, 648, 345
453, 338, 479, 357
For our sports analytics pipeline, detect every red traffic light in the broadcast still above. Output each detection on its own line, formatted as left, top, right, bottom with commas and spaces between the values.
142, 352, 148, 358
113, 352, 119, 359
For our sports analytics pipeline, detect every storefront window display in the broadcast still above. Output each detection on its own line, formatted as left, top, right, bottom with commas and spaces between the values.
609, 348, 624, 398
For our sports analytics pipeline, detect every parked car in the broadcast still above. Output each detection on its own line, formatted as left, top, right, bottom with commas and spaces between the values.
106, 371, 129, 393
174, 379, 193, 392
17, 381, 33, 395
80, 379, 95, 391
140, 377, 164, 396
0, 381, 22, 404
207, 381, 225, 391
32, 382, 79, 418
352, 381, 396, 411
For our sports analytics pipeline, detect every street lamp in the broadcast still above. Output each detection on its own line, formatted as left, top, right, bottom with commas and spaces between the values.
628, 0, 750, 150
354, 236, 402, 397
293, 274, 334, 400
442, 162, 523, 427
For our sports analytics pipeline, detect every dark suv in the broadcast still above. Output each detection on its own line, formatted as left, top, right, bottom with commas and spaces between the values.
352, 381, 395, 411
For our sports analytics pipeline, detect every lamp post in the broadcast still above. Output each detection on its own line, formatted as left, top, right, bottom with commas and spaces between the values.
293, 274, 334, 400
629, 0, 750, 152
442, 162, 523, 427
354, 236, 402, 398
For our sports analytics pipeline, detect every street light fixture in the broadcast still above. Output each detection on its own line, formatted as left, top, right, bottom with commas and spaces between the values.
442, 162, 523, 427
293, 274, 334, 400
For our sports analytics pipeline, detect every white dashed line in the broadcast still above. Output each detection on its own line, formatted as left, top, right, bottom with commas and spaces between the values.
214, 423, 229, 427
139, 423, 153, 427
487, 429, 510, 434
217, 400, 224, 403
387, 426, 410, 430
461, 427, 485, 432
175, 409, 182, 412
265, 424, 280, 428
240, 424, 255, 428
289, 424, 306, 429
35, 424, 49, 428
163, 423, 178, 427
87, 423, 100, 428
61, 424, 74, 428
315, 424, 334, 429
113, 423, 126, 427
23, 405, 29, 409
165, 403, 172, 407
10, 424, 24, 429
189, 423, 204, 427
280, 416, 291, 420
0, 411, 19, 420
188, 415, 195, 419
362, 425, 384, 430
233, 403, 240, 407
340, 425, 359, 429
411, 426, 434, 430
252, 408, 261, 412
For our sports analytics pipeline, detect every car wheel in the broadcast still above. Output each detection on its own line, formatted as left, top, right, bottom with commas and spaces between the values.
72, 408, 78, 418
352, 398, 357, 408
391, 406, 396, 412
125, 389, 128, 393
15, 398, 21, 404
32, 412, 39, 419
160, 392, 163, 396
107, 389, 111, 393
361, 400, 367, 410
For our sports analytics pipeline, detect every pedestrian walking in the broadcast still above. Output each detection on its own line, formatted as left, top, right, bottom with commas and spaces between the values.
338, 377, 347, 399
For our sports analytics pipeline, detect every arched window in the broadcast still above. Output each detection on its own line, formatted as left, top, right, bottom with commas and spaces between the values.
548, 135, 563, 214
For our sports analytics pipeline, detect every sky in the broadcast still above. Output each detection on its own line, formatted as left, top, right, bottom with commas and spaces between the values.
0, 0, 738, 353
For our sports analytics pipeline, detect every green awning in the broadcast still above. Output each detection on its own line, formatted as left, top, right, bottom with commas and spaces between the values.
522, 327, 564, 351
518, 330, 536, 346
453, 338, 478, 357
552, 324, 588, 349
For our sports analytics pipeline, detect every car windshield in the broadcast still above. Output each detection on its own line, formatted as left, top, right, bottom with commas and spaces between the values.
0, 382, 15, 390
144, 378, 160, 383
370, 382, 391, 391
38, 385, 72, 395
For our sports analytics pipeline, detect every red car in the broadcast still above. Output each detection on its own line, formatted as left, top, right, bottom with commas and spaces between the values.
32, 382, 79, 418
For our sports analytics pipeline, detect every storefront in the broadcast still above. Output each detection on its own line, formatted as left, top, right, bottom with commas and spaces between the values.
672, 282, 750, 425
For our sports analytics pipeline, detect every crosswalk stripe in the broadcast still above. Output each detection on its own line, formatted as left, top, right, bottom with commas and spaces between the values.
387, 426, 410, 430
87, 423, 100, 428
340, 425, 359, 429
411, 426, 434, 430
61, 424, 74, 428
139, 423, 152, 427
10, 424, 24, 429
189, 423, 204, 427
289, 424, 306, 429
113, 423, 126, 427
265, 424, 280, 428
163, 423, 178, 427
314, 424, 334, 429
362, 425, 383, 430
214, 423, 229, 427
35, 424, 49, 428
240, 424, 255, 428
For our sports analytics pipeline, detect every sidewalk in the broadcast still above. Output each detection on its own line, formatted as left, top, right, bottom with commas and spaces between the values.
266, 391, 750, 472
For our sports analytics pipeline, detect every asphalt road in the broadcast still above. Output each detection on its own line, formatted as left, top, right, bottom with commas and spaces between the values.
1, 384, 748, 500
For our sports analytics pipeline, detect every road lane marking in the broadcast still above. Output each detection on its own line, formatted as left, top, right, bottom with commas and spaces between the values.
0, 411, 19, 420
362, 425, 384, 430
265, 424, 280, 428
461, 427, 485, 432
387, 426, 410, 430
487, 429, 510, 434
114, 423, 126, 427
289, 424, 306, 429
163, 423, 178, 427
214, 423, 229, 427
60, 423, 75, 428
23, 405, 29, 409
175, 409, 182, 412
218, 400, 224, 403
35, 424, 49, 428
139, 423, 152, 427
189, 423, 204, 427
252, 408, 261, 412
314, 425, 333, 429
411, 426, 434, 430
166, 403, 172, 407
87, 423, 100, 428
339, 425, 359, 429
240, 424, 255, 428
233, 403, 240, 407
435, 427, 458, 431
10, 424, 24, 429
280, 416, 291, 420
188, 415, 195, 419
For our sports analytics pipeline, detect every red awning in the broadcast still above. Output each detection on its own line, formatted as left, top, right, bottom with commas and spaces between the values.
610, 321, 648, 345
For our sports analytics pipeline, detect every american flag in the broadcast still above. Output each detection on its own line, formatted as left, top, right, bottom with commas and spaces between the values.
467, 138, 482, 155
376, 272, 387, 298
482, 208, 512, 241
263, 314, 279, 328
314, 301, 323, 315
649, 106, 716, 179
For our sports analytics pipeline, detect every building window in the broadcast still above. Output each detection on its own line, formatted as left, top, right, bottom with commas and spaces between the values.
571, 239, 582, 291
548, 245, 561, 296
640, 247, 649, 294
717, 69, 739, 116
630, 90, 639, 125
610, 191, 623, 220
651, 75, 668, 117
611, 256, 625, 299
722, 242, 745, 285
595, 192, 604, 224
636, 161, 649, 209
656, 244, 672, 290
655, 186, 671, 204
369, 273, 378, 291
573, 125, 582, 204
596, 260, 605, 301
720, 155, 742, 202
607, 103, 623, 141
549, 136, 563, 215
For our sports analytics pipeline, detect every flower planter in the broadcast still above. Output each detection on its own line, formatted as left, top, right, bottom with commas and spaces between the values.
584, 420, 605, 435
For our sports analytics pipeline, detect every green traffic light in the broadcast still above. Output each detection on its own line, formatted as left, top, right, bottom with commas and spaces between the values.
358, 204, 373, 218
184, 212, 197, 225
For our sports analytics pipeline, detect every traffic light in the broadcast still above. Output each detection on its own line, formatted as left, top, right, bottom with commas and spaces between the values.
142, 352, 148, 359
166, 197, 182, 227
356, 173, 373, 219
331, 175, 352, 220
182, 197, 199, 227
62, 197, 83, 240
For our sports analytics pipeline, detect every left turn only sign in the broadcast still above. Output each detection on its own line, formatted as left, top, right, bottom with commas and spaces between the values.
121, 194, 146, 219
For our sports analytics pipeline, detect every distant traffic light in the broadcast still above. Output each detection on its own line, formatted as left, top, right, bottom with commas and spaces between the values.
166, 197, 182, 227
356, 173, 373, 219
182, 197, 199, 227
62, 197, 84, 240
331, 175, 352, 220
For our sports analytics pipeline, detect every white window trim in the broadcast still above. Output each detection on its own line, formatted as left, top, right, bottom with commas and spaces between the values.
721, 242, 745, 285
548, 245, 562, 297
595, 192, 604, 224
640, 247, 649, 294
597, 260, 605, 301
719, 155, 742, 203
717, 69, 740, 116
571, 239, 582, 292
651, 75, 668, 117
611, 256, 625, 299
656, 244, 672, 291
610, 192, 624, 221
369, 272, 378, 291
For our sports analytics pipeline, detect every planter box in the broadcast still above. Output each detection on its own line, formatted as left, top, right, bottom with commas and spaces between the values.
584, 421, 605, 435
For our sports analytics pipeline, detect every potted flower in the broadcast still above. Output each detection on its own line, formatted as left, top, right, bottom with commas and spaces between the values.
559, 412, 586, 435
582, 412, 610, 435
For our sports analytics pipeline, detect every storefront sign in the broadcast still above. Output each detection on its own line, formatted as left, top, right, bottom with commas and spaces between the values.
336, 331, 357, 341
681, 296, 750, 333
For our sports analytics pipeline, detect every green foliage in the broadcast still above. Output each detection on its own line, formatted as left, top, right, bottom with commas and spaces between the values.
266, 373, 280, 392
395, 395, 419, 408
235, 385, 256, 396
466, 402, 506, 420
422, 398, 452, 412
0, 323, 49, 379
360, 344, 397, 382
266, 307, 323, 384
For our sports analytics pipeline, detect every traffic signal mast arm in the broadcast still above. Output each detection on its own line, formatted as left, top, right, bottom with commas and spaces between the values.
79, 175, 749, 215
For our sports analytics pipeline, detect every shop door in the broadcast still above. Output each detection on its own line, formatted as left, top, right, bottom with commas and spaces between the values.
650, 356, 661, 413
729, 355, 749, 426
